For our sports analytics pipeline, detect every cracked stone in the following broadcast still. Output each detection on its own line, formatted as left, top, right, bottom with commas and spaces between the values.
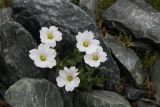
74, 90, 131, 107
103, 0, 160, 49
0, 8, 48, 86
11, 0, 120, 90
104, 35, 146, 85
5, 78, 63, 107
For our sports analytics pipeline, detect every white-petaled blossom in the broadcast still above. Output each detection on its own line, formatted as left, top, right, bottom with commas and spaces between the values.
29, 43, 57, 68
40, 26, 62, 47
56, 66, 80, 92
76, 30, 100, 54
84, 47, 107, 67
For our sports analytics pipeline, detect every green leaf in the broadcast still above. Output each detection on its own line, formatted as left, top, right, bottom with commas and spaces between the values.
65, 59, 76, 66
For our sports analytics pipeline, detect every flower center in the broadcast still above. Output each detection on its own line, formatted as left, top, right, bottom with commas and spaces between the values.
40, 54, 47, 61
93, 55, 99, 61
47, 32, 54, 40
67, 76, 73, 82
83, 41, 89, 47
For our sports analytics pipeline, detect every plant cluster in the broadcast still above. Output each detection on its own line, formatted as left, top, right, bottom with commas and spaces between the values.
29, 26, 108, 92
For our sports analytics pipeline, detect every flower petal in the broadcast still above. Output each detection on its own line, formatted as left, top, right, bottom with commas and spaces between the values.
56, 77, 67, 87
72, 77, 80, 87
65, 82, 75, 92
54, 31, 62, 41
29, 49, 39, 60
47, 59, 56, 68
59, 70, 67, 78
34, 60, 48, 68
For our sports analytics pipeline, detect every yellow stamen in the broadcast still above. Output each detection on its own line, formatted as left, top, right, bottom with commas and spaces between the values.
83, 41, 89, 47
93, 55, 99, 61
47, 32, 54, 40
67, 76, 73, 82
40, 54, 47, 61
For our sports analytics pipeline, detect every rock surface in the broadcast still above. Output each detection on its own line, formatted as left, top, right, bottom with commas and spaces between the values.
60, 89, 73, 107
103, 0, 160, 48
135, 99, 159, 107
123, 87, 147, 101
0, 8, 48, 86
0, 88, 6, 99
79, 0, 99, 18
104, 35, 146, 85
74, 90, 131, 107
11, 0, 120, 90
0, 8, 13, 26
5, 78, 63, 107
151, 58, 160, 104
131, 42, 153, 53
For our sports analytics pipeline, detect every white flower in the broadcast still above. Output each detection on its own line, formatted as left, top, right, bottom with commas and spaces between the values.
76, 30, 100, 54
56, 66, 80, 92
84, 47, 107, 67
29, 43, 57, 68
40, 26, 62, 47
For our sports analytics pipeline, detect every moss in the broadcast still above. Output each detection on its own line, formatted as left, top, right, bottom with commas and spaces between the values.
140, 51, 159, 71
0, 0, 5, 10
96, 0, 117, 36
97, 0, 117, 11
4, 0, 12, 7
147, 0, 160, 12
140, 51, 160, 92
117, 32, 133, 48
0, 0, 12, 10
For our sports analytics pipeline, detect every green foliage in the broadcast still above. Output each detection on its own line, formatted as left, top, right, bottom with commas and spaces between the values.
78, 65, 105, 90
55, 49, 105, 91
141, 51, 159, 71
147, 0, 160, 12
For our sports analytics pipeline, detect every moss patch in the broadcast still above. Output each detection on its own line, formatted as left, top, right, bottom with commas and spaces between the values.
0, 0, 12, 10
96, 0, 117, 36
0, 0, 5, 10
147, 0, 160, 12
117, 32, 133, 48
141, 51, 159, 71
97, 0, 117, 11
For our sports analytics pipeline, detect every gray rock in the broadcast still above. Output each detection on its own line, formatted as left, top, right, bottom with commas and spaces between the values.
5, 78, 63, 107
151, 58, 160, 104
136, 99, 159, 107
0, 8, 13, 26
0, 8, 48, 86
103, 0, 160, 49
60, 89, 73, 107
79, 0, 99, 18
0, 78, 6, 99
74, 90, 131, 107
11, 0, 120, 90
0, 88, 6, 99
131, 42, 153, 53
65, 0, 72, 2
104, 35, 146, 85
123, 87, 147, 101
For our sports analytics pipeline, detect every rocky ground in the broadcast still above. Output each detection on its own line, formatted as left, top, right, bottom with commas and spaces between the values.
0, 0, 160, 107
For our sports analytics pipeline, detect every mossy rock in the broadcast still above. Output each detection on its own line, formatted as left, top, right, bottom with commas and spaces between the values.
147, 0, 160, 12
